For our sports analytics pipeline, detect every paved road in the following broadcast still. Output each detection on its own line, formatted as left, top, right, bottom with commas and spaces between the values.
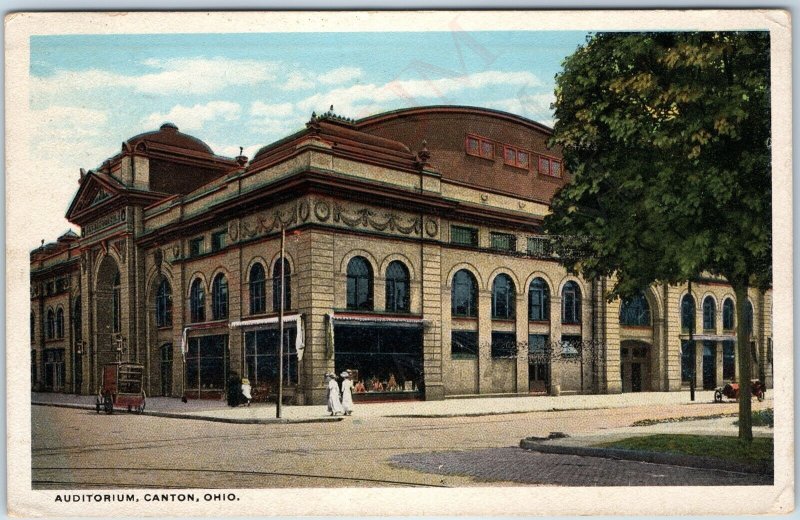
32, 401, 769, 489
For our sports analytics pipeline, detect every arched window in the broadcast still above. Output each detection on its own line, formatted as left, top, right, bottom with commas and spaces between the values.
680, 293, 696, 333
528, 278, 550, 322
55, 307, 64, 339
190, 279, 205, 323
385, 261, 410, 313
155, 279, 172, 327
451, 269, 478, 317
46, 309, 55, 339
702, 296, 716, 331
745, 300, 754, 335
73, 297, 82, 343
620, 292, 650, 326
272, 258, 291, 311
249, 263, 266, 315
346, 257, 373, 310
112, 272, 121, 333
562, 281, 582, 324
492, 274, 516, 319
723, 298, 735, 330
31, 312, 35, 343
212, 274, 228, 320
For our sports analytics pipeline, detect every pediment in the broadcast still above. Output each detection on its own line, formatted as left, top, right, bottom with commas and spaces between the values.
66, 172, 124, 221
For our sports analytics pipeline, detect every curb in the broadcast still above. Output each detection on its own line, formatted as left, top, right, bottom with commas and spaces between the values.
32, 401, 343, 425
519, 438, 772, 475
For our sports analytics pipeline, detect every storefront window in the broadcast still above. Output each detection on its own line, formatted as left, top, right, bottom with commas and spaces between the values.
334, 324, 423, 394
186, 335, 228, 397
451, 330, 478, 358
723, 340, 735, 379
681, 340, 695, 382
244, 327, 298, 388
491, 331, 517, 358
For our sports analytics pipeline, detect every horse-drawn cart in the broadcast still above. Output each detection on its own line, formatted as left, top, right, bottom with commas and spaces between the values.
714, 380, 766, 403
96, 363, 146, 414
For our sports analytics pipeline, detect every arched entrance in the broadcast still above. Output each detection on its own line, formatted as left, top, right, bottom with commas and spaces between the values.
94, 256, 122, 371
620, 340, 651, 392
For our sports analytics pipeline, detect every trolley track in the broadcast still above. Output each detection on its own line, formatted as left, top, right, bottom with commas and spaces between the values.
33, 466, 450, 488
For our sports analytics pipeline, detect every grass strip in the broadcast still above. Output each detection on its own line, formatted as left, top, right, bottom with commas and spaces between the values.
595, 434, 773, 465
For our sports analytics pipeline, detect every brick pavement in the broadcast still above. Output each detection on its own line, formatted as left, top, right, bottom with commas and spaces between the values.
390, 447, 774, 486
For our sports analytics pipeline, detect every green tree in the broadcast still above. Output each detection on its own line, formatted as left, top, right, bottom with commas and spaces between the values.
544, 32, 771, 441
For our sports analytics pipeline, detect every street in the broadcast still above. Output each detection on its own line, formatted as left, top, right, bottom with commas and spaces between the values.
32, 399, 772, 488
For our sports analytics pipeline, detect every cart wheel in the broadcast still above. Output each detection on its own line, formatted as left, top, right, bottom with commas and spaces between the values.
714, 389, 723, 403
103, 395, 113, 414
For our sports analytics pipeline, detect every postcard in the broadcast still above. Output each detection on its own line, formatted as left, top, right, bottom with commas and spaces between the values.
6, 9, 793, 517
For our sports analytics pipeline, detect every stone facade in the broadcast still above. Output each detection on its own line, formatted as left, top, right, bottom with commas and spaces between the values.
30, 107, 773, 403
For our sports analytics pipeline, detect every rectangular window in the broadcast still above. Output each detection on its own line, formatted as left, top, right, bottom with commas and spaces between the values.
527, 237, 550, 257
538, 156, 563, 178
465, 134, 494, 160
189, 237, 204, 257
451, 331, 478, 358
561, 335, 582, 357
681, 340, 695, 382
451, 225, 478, 247
211, 230, 226, 252
491, 331, 517, 358
503, 145, 531, 170
490, 232, 516, 252
723, 341, 735, 380
528, 334, 548, 354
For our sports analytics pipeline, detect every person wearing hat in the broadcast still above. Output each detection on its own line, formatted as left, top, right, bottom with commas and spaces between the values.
325, 372, 343, 416
340, 370, 354, 416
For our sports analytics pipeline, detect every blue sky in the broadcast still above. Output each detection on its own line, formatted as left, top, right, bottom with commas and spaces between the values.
29, 30, 588, 247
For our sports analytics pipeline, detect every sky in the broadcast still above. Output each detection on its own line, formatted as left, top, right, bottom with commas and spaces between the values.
28, 30, 589, 250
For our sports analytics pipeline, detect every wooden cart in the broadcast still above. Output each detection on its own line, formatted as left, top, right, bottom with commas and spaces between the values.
714, 380, 766, 403
96, 363, 146, 414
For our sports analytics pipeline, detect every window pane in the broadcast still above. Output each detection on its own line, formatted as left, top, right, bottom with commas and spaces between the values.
723, 299, 735, 330
452, 270, 477, 317
491, 332, 516, 357
451, 331, 478, 357
481, 141, 494, 158
551, 161, 561, 177
466, 137, 479, 155
451, 226, 478, 246
490, 232, 516, 251
539, 157, 550, 175
702, 298, 715, 330
518, 151, 529, 168
529, 278, 549, 321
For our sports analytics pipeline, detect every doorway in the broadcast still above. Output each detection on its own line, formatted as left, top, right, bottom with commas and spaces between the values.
702, 341, 716, 390
620, 341, 650, 393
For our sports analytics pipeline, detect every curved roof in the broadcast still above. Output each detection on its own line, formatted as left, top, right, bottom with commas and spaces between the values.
125, 123, 214, 154
356, 105, 553, 134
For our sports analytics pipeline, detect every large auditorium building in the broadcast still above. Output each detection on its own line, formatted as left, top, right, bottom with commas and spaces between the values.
29, 106, 773, 404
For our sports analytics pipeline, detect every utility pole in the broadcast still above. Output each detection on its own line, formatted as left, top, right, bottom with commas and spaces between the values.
688, 279, 695, 402
277, 227, 286, 419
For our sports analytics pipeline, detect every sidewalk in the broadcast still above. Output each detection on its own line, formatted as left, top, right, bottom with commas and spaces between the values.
32, 390, 772, 423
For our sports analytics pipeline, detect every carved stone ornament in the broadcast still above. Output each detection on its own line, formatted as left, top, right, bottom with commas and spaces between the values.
228, 220, 239, 242
333, 204, 421, 235
81, 253, 88, 273
314, 201, 331, 222
298, 200, 310, 222
154, 248, 163, 270
172, 245, 181, 260
425, 218, 439, 237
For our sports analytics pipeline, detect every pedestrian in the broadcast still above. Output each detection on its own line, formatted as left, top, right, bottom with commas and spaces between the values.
325, 373, 343, 416
340, 371, 354, 416
227, 372, 242, 407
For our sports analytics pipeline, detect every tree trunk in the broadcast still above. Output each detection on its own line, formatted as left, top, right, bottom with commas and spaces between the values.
733, 282, 753, 441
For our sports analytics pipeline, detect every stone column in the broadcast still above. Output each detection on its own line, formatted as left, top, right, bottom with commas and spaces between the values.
421, 243, 444, 400
604, 296, 622, 394
548, 295, 562, 394
477, 290, 493, 394
715, 341, 723, 388
515, 290, 528, 394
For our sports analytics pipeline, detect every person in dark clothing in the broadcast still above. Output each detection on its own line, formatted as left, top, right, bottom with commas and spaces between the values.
227, 372, 242, 407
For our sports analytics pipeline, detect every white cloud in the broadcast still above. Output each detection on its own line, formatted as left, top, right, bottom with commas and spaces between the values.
318, 66, 363, 85
251, 101, 294, 118
296, 70, 543, 114
142, 101, 242, 132
31, 57, 280, 98
281, 71, 314, 91
486, 92, 555, 122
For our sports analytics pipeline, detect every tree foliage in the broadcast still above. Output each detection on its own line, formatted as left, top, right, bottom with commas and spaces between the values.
544, 32, 771, 441
545, 32, 771, 297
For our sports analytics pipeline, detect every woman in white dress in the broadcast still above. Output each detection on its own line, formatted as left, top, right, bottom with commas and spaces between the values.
340, 371, 354, 416
326, 373, 344, 416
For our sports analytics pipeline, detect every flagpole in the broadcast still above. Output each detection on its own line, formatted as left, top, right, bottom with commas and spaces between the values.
277, 227, 285, 418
